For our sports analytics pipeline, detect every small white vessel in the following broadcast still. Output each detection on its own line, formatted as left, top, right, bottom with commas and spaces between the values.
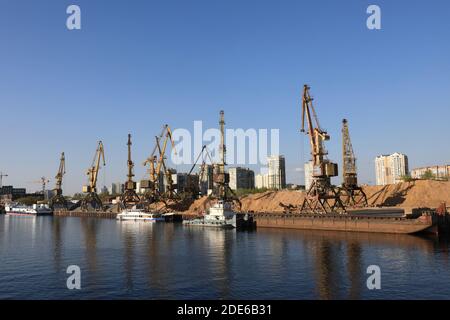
183, 200, 236, 228
5, 203, 53, 216
116, 208, 164, 222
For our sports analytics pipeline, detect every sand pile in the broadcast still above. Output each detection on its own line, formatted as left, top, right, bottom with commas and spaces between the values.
362, 180, 450, 210
177, 180, 449, 214
240, 190, 305, 213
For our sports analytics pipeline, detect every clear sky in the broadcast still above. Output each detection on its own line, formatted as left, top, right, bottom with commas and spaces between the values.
1, 0, 449, 194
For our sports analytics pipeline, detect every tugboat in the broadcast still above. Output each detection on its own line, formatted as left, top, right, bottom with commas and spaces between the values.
5, 203, 53, 216
183, 200, 237, 228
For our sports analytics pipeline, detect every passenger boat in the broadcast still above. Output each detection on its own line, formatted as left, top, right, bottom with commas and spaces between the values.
5, 204, 53, 216
116, 208, 164, 222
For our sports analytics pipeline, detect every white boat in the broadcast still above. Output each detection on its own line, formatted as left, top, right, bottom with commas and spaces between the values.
5, 203, 53, 216
183, 200, 236, 228
116, 208, 164, 222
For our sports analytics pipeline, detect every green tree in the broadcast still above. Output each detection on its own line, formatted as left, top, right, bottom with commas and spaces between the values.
400, 174, 413, 182
421, 170, 435, 180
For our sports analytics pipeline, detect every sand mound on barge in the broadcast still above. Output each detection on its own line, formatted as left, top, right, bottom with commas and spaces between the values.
362, 180, 450, 210
182, 180, 450, 214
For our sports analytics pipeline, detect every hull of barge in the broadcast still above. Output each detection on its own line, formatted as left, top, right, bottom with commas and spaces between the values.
251, 213, 435, 234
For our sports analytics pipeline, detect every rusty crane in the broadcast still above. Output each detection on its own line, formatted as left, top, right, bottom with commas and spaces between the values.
49, 152, 68, 209
300, 85, 346, 214
120, 134, 140, 208
340, 119, 368, 207
80, 141, 105, 211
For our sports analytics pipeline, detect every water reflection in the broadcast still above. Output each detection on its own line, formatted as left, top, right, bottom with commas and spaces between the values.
2, 215, 450, 299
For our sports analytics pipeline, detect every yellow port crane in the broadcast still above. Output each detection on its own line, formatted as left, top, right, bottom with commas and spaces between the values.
80, 141, 105, 211
141, 125, 177, 205
120, 134, 140, 207
341, 119, 368, 207
300, 85, 345, 214
49, 152, 68, 209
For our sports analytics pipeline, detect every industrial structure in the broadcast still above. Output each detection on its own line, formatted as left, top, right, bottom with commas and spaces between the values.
49, 152, 68, 209
141, 125, 179, 208
120, 134, 140, 207
30, 177, 50, 200
340, 119, 368, 207
185, 144, 213, 198
80, 141, 105, 211
211, 111, 240, 207
299, 85, 345, 214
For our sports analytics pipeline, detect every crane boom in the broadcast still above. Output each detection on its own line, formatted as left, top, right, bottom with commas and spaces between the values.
84, 141, 105, 193
55, 152, 66, 193
342, 119, 357, 179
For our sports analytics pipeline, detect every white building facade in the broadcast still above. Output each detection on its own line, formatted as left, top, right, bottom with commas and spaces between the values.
375, 153, 409, 185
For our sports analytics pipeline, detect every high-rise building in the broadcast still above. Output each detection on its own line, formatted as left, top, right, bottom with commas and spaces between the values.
228, 167, 255, 190
109, 182, 123, 195
267, 155, 286, 190
255, 174, 269, 189
199, 164, 214, 195
375, 153, 409, 185
304, 160, 314, 190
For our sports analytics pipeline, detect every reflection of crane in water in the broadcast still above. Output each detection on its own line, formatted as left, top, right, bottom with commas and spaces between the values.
313, 238, 343, 299
80, 218, 99, 275
346, 241, 362, 299
51, 217, 65, 273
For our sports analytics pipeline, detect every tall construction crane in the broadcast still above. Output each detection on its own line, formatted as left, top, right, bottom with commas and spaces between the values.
0, 172, 8, 188
120, 134, 140, 207
30, 177, 50, 200
211, 110, 240, 207
341, 119, 368, 207
81, 141, 105, 211
49, 152, 68, 209
300, 85, 345, 214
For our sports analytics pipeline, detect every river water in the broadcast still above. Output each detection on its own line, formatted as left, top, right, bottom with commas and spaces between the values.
0, 215, 449, 299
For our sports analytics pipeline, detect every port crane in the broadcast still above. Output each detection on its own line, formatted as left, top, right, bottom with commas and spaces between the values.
49, 152, 68, 209
141, 125, 177, 206
340, 119, 368, 207
300, 85, 345, 214
80, 141, 105, 211
120, 134, 140, 207
211, 110, 241, 208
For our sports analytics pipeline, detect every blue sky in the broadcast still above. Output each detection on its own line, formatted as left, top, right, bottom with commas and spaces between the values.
1, 0, 449, 194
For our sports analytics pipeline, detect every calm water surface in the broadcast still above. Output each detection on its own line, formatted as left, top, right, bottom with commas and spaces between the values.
0, 215, 450, 299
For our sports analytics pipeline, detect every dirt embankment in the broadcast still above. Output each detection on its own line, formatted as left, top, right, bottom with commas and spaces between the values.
182, 180, 450, 214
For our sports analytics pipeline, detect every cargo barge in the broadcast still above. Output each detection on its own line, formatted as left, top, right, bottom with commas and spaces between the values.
250, 211, 436, 234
